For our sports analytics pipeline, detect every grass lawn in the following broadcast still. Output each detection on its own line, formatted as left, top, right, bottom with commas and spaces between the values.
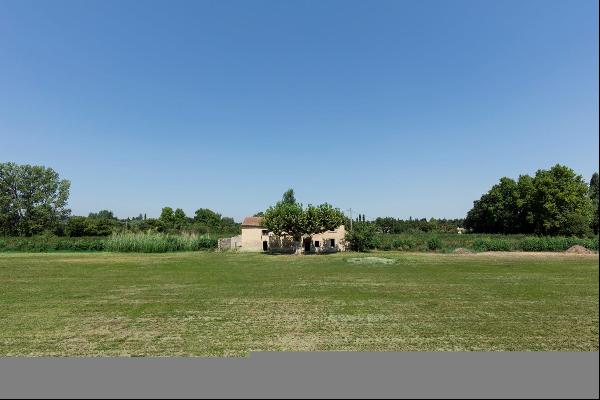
0, 251, 597, 356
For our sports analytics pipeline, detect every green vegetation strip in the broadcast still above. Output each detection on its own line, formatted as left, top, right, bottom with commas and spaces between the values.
1, 233, 598, 253
374, 233, 599, 253
0, 233, 218, 252
0, 251, 597, 356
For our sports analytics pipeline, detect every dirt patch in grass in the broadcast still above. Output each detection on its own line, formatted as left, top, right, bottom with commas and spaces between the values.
453, 248, 471, 254
346, 257, 395, 265
565, 245, 594, 255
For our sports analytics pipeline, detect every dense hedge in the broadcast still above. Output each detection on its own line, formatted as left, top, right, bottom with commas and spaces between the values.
374, 233, 598, 253
518, 236, 598, 252
0, 233, 218, 253
0, 236, 106, 252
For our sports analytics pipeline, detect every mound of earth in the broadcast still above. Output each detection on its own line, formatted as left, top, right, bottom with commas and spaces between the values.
346, 257, 395, 265
565, 245, 594, 254
453, 248, 470, 254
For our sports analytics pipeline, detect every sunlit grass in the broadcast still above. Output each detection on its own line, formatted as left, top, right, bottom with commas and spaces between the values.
0, 251, 597, 356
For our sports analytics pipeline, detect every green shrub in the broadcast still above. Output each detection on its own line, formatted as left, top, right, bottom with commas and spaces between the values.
346, 222, 378, 252
380, 242, 393, 251
427, 236, 442, 251
374, 233, 598, 253
519, 236, 598, 252
0, 233, 217, 253
473, 238, 512, 252
390, 238, 417, 251
0, 235, 106, 252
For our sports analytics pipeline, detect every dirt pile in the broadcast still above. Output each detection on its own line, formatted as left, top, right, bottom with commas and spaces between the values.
453, 248, 470, 254
565, 245, 594, 254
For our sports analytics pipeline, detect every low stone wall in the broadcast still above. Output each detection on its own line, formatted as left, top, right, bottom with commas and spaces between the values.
218, 235, 242, 251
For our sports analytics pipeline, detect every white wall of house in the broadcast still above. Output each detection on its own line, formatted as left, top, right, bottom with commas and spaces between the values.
240, 224, 346, 253
218, 235, 242, 250
240, 226, 268, 252
309, 225, 346, 252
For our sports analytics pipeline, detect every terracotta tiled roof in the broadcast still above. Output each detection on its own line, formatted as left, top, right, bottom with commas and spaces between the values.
242, 216, 264, 227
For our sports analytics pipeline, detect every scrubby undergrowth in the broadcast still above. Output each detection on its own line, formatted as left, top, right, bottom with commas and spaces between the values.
0, 233, 217, 253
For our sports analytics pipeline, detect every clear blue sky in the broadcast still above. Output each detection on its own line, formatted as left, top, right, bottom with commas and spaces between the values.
1, 0, 598, 222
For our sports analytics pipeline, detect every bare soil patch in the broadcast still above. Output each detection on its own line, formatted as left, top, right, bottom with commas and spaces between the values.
565, 245, 594, 255
453, 248, 470, 254
346, 257, 395, 265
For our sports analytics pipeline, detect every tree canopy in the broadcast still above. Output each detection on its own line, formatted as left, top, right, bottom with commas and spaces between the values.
465, 165, 595, 236
281, 188, 296, 205
0, 162, 71, 236
262, 191, 345, 242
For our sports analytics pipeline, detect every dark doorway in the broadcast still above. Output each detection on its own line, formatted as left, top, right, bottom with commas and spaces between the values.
330, 239, 335, 247
262, 241, 268, 251
304, 239, 311, 253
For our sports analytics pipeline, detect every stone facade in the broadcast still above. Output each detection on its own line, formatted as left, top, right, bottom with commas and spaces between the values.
218, 234, 242, 251
235, 216, 347, 253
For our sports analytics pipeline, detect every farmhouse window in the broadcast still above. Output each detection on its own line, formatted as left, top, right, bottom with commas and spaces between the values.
315, 241, 320, 247
330, 239, 335, 247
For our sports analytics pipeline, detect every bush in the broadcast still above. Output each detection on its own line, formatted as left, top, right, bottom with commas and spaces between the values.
372, 233, 599, 253
0, 235, 106, 252
346, 222, 378, 252
473, 238, 512, 252
519, 236, 598, 252
0, 233, 218, 253
380, 241, 393, 251
427, 236, 442, 251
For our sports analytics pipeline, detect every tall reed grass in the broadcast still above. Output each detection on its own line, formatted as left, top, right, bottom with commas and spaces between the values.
104, 232, 217, 253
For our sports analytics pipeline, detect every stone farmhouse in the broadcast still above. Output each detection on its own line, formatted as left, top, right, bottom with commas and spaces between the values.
218, 216, 347, 253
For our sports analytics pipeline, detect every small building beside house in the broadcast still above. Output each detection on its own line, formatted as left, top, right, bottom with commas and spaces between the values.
219, 216, 346, 253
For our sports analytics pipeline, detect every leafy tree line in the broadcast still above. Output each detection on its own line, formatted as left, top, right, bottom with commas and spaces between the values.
465, 165, 599, 236
156, 207, 239, 234
65, 206, 240, 237
370, 216, 465, 234
3, 162, 597, 241
0, 162, 240, 237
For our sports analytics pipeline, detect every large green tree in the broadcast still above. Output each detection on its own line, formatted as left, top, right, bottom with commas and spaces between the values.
193, 208, 221, 227
84, 210, 118, 236
0, 162, 71, 236
465, 177, 521, 234
262, 191, 345, 249
465, 164, 593, 236
159, 207, 175, 227
530, 165, 593, 236
173, 208, 187, 229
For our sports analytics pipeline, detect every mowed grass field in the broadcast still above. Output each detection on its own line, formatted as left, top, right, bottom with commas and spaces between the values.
0, 251, 597, 356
